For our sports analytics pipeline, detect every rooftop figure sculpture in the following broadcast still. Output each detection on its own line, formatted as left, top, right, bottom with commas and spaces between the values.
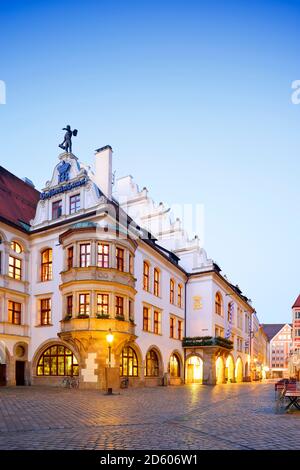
59, 125, 78, 153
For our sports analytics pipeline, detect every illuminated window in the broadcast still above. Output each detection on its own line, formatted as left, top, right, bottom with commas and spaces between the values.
178, 320, 183, 340
40, 298, 51, 325
79, 293, 90, 316
98, 243, 109, 268
37, 345, 79, 376
52, 200, 62, 219
79, 244, 91, 268
170, 279, 175, 304
129, 254, 134, 274
70, 194, 80, 214
120, 346, 138, 377
170, 317, 175, 338
154, 268, 160, 296
115, 296, 124, 317
8, 301, 21, 325
143, 307, 150, 331
116, 247, 124, 271
215, 292, 223, 316
178, 284, 183, 308
41, 248, 52, 281
11, 241, 22, 254
143, 262, 150, 291
145, 350, 159, 377
66, 295, 73, 316
9, 256, 22, 280
170, 354, 180, 377
154, 310, 161, 335
97, 294, 109, 316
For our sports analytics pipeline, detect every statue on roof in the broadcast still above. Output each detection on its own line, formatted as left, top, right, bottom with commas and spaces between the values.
59, 125, 78, 153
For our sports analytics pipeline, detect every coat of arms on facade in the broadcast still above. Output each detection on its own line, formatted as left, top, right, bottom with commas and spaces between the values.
58, 160, 71, 183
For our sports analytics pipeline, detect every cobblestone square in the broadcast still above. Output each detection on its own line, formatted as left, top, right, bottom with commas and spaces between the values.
0, 383, 299, 450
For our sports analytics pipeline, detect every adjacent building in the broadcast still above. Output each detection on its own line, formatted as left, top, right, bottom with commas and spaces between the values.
0, 145, 257, 389
262, 323, 292, 379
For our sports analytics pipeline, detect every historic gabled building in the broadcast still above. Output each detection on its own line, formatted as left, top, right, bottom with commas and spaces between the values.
0, 144, 256, 389
289, 295, 300, 379
262, 323, 292, 379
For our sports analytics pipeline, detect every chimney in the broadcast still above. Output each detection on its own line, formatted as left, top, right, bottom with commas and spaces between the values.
94, 145, 113, 199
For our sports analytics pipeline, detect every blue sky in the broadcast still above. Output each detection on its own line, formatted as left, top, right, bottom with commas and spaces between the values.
1, 0, 300, 323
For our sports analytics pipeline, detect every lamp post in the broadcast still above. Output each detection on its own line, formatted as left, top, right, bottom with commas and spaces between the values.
106, 328, 114, 395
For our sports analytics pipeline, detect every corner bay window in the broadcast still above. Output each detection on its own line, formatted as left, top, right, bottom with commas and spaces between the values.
52, 200, 62, 219
40, 298, 51, 325
143, 306, 150, 332
9, 256, 22, 280
80, 244, 91, 268
37, 345, 79, 376
67, 246, 74, 270
116, 247, 124, 271
66, 295, 73, 316
8, 301, 21, 325
115, 296, 124, 318
41, 248, 52, 281
97, 294, 109, 316
98, 243, 109, 268
120, 346, 138, 377
70, 194, 80, 214
146, 350, 159, 377
79, 293, 90, 316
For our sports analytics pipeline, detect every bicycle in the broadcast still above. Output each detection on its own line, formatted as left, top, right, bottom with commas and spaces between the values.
62, 376, 79, 389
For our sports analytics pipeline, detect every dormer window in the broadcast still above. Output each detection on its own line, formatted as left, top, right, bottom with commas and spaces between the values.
52, 200, 62, 220
70, 194, 80, 214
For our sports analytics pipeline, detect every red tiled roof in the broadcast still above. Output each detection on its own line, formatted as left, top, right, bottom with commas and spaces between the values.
0, 166, 40, 230
292, 294, 300, 308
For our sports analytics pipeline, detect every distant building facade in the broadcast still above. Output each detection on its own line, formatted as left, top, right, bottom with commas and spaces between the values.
262, 324, 292, 379
289, 295, 300, 379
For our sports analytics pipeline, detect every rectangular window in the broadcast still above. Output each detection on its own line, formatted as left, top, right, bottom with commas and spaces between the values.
129, 300, 134, 320
154, 310, 161, 334
41, 249, 52, 281
97, 243, 109, 268
154, 268, 160, 297
143, 262, 150, 291
97, 294, 109, 316
8, 301, 21, 325
79, 294, 90, 316
40, 298, 51, 325
52, 200, 62, 219
8, 256, 22, 280
80, 244, 91, 268
115, 296, 124, 317
178, 284, 183, 308
170, 279, 175, 304
70, 194, 80, 214
170, 317, 175, 338
66, 295, 73, 316
143, 307, 150, 331
116, 247, 124, 271
67, 246, 74, 270
178, 320, 183, 340
129, 254, 134, 274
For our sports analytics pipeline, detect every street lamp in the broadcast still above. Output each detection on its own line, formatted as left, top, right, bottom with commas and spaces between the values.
106, 329, 114, 395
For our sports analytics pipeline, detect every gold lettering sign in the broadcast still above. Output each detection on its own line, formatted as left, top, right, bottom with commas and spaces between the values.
193, 296, 202, 310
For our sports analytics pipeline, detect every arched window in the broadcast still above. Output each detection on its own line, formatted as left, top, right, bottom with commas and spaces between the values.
36, 345, 79, 376
154, 268, 160, 296
120, 346, 138, 377
41, 248, 52, 281
11, 241, 22, 254
170, 353, 180, 378
145, 349, 159, 377
143, 261, 150, 291
215, 292, 223, 316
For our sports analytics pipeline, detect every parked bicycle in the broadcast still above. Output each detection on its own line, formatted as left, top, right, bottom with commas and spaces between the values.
62, 376, 79, 389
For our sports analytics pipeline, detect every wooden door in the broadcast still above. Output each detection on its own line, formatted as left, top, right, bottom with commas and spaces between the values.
15, 361, 25, 386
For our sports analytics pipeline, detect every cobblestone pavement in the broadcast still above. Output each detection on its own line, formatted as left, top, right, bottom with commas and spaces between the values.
0, 383, 299, 449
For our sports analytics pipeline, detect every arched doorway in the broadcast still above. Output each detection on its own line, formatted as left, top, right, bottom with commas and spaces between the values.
245, 362, 249, 378
235, 357, 243, 383
225, 355, 235, 383
186, 356, 203, 384
216, 356, 225, 384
